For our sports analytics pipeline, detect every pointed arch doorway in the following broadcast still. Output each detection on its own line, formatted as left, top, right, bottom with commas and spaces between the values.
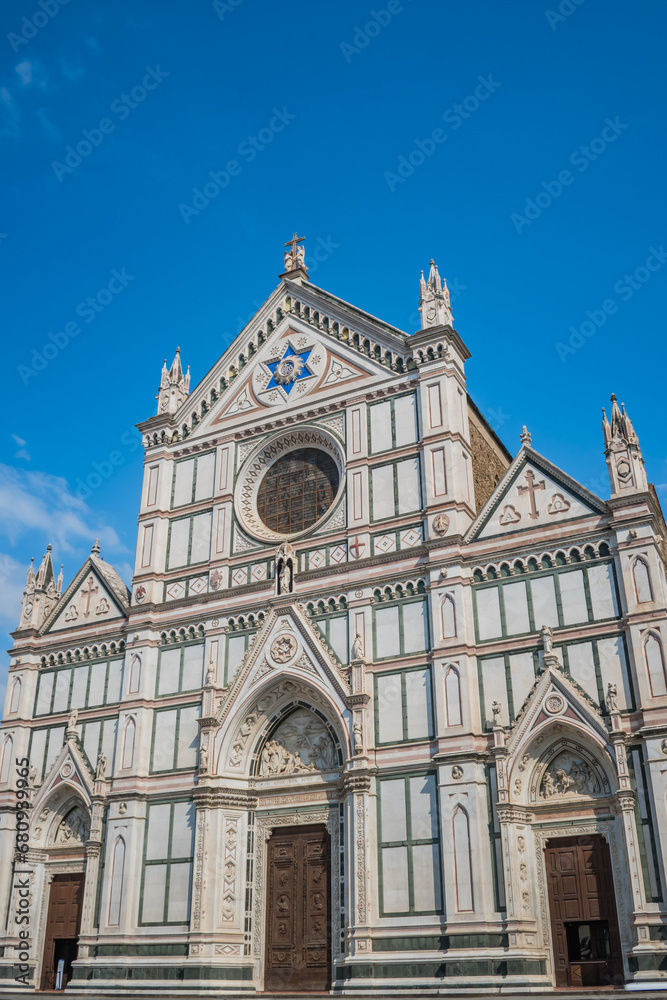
264, 824, 331, 991
545, 835, 623, 987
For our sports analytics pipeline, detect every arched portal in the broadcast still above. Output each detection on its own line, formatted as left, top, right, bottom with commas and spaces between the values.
507, 722, 627, 989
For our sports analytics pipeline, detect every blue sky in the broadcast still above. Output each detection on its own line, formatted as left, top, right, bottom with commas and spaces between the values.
1, 0, 666, 707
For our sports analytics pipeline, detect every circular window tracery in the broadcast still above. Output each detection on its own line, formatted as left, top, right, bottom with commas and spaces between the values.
234, 426, 345, 542
257, 448, 339, 535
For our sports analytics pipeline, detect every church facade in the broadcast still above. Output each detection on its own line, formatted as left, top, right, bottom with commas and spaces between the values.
1, 241, 667, 994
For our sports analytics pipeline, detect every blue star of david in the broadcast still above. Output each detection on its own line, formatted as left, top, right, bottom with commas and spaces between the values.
263, 344, 314, 396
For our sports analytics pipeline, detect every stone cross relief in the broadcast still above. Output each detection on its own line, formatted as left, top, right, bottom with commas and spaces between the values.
80, 577, 98, 618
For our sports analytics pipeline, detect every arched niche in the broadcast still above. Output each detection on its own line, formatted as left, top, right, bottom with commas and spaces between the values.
215, 676, 350, 778
513, 729, 615, 807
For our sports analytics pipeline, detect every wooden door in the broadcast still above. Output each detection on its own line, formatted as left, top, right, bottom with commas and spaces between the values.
545, 836, 623, 987
40, 873, 84, 990
264, 825, 330, 992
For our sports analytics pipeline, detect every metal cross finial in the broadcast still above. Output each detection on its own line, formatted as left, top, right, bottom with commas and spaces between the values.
283, 232, 306, 273
284, 232, 305, 256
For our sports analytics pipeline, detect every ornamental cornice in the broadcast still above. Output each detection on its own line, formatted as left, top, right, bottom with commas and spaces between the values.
496, 805, 533, 824
192, 786, 258, 811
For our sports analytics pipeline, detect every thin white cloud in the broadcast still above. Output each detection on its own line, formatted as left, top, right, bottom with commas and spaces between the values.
15, 61, 32, 85
0, 87, 20, 138
0, 464, 122, 552
35, 107, 60, 142
59, 52, 86, 82
15, 59, 49, 90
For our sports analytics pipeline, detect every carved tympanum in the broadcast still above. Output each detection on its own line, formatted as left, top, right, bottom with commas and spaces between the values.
259, 708, 337, 776
55, 805, 90, 845
540, 751, 605, 799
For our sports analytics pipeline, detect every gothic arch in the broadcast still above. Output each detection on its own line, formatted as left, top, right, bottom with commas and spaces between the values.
441, 594, 456, 639
0, 735, 13, 783
214, 674, 350, 779
444, 665, 462, 727
644, 631, 667, 696
452, 805, 474, 912
253, 702, 343, 778
107, 835, 126, 926
511, 723, 615, 808
33, 789, 92, 850
121, 716, 136, 769
8, 677, 21, 715
633, 556, 653, 604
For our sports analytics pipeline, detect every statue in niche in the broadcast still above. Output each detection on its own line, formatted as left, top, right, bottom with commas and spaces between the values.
352, 634, 364, 660
353, 720, 364, 754
275, 542, 295, 596
259, 708, 338, 776
199, 742, 208, 773
96, 754, 107, 780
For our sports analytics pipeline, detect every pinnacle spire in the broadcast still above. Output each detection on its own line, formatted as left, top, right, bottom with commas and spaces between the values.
418, 257, 453, 330
603, 393, 647, 495
156, 347, 191, 415
91, 539, 101, 557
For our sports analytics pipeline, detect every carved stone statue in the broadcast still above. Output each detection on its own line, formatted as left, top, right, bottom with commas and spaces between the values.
206, 662, 216, 685
352, 634, 364, 661
278, 561, 292, 595
258, 708, 337, 775
540, 753, 602, 799
29, 766, 37, 788
56, 805, 90, 846
66, 708, 78, 737
353, 721, 364, 754
491, 700, 502, 724
541, 624, 554, 655
606, 682, 619, 713
96, 754, 107, 781
199, 742, 208, 773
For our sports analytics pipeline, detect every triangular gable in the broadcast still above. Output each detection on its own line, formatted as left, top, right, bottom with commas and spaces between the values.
198, 320, 390, 434
42, 556, 130, 634
466, 447, 607, 542
506, 661, 609, 759
32, 735, 95, 818
215, 601, 351, 729
169, 277, 409, 438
